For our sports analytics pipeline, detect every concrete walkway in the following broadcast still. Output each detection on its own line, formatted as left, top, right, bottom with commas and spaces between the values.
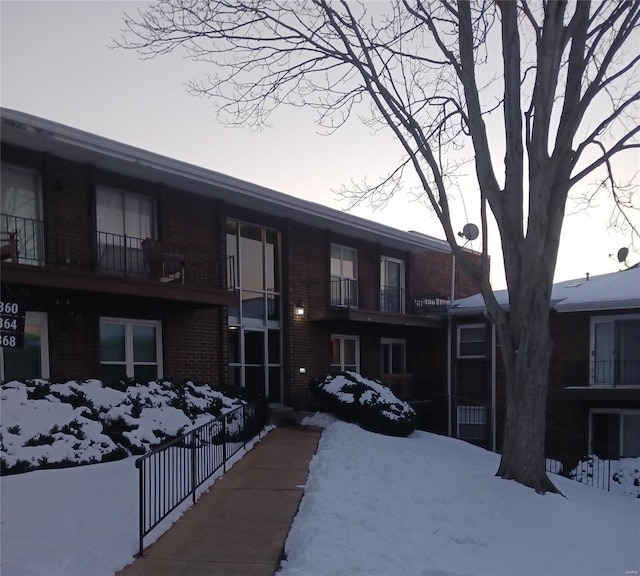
117, 423, 322, 576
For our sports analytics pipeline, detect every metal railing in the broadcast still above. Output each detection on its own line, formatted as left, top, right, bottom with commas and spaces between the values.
0, 213, 44, 266
330, 277, 358, 307
135, 399, 268, 556
412, 296, 450, 319
589, 360, 640, 387
380, 286, 405, 313
96, 231, 235, 290
545, 455, 611, 492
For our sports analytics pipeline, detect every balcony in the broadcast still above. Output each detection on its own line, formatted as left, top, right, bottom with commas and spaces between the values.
330, 277, 358, 308
310, 276, 447, 328
380, 286, 405, 314
1, 214, 44, 266
1, 221, 237, 307
563, 360, 640, 401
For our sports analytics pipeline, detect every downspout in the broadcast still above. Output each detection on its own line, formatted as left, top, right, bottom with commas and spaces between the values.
491, 322, 497, 452
447, 253, 456, 437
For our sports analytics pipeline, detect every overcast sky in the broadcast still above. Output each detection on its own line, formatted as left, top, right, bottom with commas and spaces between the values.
1, 1, 638, 290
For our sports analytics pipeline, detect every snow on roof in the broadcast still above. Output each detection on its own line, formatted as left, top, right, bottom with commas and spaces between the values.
449, 265, 640, 315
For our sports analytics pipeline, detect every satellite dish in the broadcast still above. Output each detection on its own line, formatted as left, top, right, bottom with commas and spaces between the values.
617, 247, 629, 263
458, 223, 479, 241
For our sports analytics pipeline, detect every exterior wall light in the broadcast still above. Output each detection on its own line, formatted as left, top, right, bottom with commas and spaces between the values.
295, 303, 305, 316
299, 367, 307, 374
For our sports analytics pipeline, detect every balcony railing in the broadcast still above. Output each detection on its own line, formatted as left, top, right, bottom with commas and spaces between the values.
330, 277, 358, 308
412, 296, 450, 319
95, 232, 234, 290
380, 286, 405, 313
1, 213, 44, 266
590, 360, 640, 387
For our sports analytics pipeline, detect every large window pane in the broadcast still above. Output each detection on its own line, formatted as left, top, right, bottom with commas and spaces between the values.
244, 331, 264, 365
101, 363, 127, 385
3, 323, 42, 381
242, 291, 265, 321
133, 325, 157, 363
228, 328, 241, 364
623, 414, 640, 457
100, 323, 125, 362
240, 224, 264, 291
134, 364, 158, 384
226, 220, 238, 289
96, 188, 124, 235
245, 366, 264, 397
342, 247, 357, 278
268, 367, 281, 403
343, 339, 356, 366
268, 330, 280, 364
265, 229, 279, 292
591, 413, 620, 458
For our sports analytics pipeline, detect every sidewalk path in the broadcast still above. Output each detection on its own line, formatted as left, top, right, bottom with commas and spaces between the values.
117, 424, 321, 576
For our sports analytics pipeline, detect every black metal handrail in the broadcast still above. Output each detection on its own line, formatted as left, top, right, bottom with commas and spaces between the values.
412, 296, 450, 319
96, 231, 235, 290
330, 276, 358, 308
135, 398, 268, 556
380, 285, 405, 313
0, 213, 44, 266
589, 360, 640, 387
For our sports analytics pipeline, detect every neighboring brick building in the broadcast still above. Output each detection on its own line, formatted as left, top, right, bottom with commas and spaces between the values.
1, 108, 479, 411
448, 267, 640, 466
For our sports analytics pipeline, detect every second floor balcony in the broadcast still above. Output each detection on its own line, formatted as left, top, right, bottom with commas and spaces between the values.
1, 214, 237, 307
314, 276, 447, 327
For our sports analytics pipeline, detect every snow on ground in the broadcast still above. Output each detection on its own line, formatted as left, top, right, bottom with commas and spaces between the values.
2, 407, 639, 576
280, 416, 640, 576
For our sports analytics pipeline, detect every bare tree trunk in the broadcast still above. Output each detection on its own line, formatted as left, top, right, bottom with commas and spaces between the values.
496, 287, 560, 494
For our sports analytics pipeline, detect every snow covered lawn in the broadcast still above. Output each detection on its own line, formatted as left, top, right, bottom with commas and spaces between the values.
1, 413, 638, 576
280, 416, 640, 576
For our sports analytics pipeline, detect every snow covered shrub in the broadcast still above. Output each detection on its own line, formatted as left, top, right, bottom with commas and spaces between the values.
1, 378, 245, 474
309, 371, 416, 437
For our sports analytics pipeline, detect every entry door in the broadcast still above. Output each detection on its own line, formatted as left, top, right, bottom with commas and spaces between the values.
242, 328, 282, 403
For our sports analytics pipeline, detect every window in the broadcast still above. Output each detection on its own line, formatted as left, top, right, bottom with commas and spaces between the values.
1, 312, 49, 381
380, 338, 406, 375
590, 409, 640, 458
330, 244, 358, 307
96, 186, 155, 275
380, 257, 405, 313
1, 164, 43, 265
227, 326, 282, 402
590, 315, 640, 386
457, 406, 488, 441
100, 318, 162, 383
457, 324, 486, 358
226, 220, 281, 326
331, 335, 359, 372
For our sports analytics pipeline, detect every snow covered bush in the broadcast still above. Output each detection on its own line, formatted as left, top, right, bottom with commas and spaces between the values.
0, 379, 244, 474
309, 371, 416, 437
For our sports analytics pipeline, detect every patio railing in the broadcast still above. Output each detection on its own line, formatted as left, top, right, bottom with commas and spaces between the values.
135, 398, 268, 556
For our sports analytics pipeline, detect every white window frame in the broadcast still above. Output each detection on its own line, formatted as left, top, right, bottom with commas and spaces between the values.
589, 408, 640, 458
380, 256, 406, 313
330, 334, 360, 373
330, 244, 358, 308
456, 405, 487, 440
100, 317, 163, 379
590, 313, 640, 387
380, 337, 406, 374
457, 323, 487, 359
0, 311, 49, 380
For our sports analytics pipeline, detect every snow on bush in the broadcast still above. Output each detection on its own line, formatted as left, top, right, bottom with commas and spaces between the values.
571, 455, 640, 499
0, 379, 243, 475
309, 371, 416, 437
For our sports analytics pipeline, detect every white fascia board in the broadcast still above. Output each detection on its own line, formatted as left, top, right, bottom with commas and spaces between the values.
1, 108, 451, 255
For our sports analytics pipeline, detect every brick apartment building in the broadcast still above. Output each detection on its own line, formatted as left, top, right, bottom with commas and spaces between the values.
449, 267, 640, 465
1, 108, 479, 411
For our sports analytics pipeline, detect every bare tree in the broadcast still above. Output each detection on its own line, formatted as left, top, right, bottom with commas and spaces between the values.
118, 0, 640, 494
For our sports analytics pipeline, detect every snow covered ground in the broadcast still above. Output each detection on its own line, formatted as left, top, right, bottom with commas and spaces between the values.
279, 414, 640, 576
1, 409, 638, 576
